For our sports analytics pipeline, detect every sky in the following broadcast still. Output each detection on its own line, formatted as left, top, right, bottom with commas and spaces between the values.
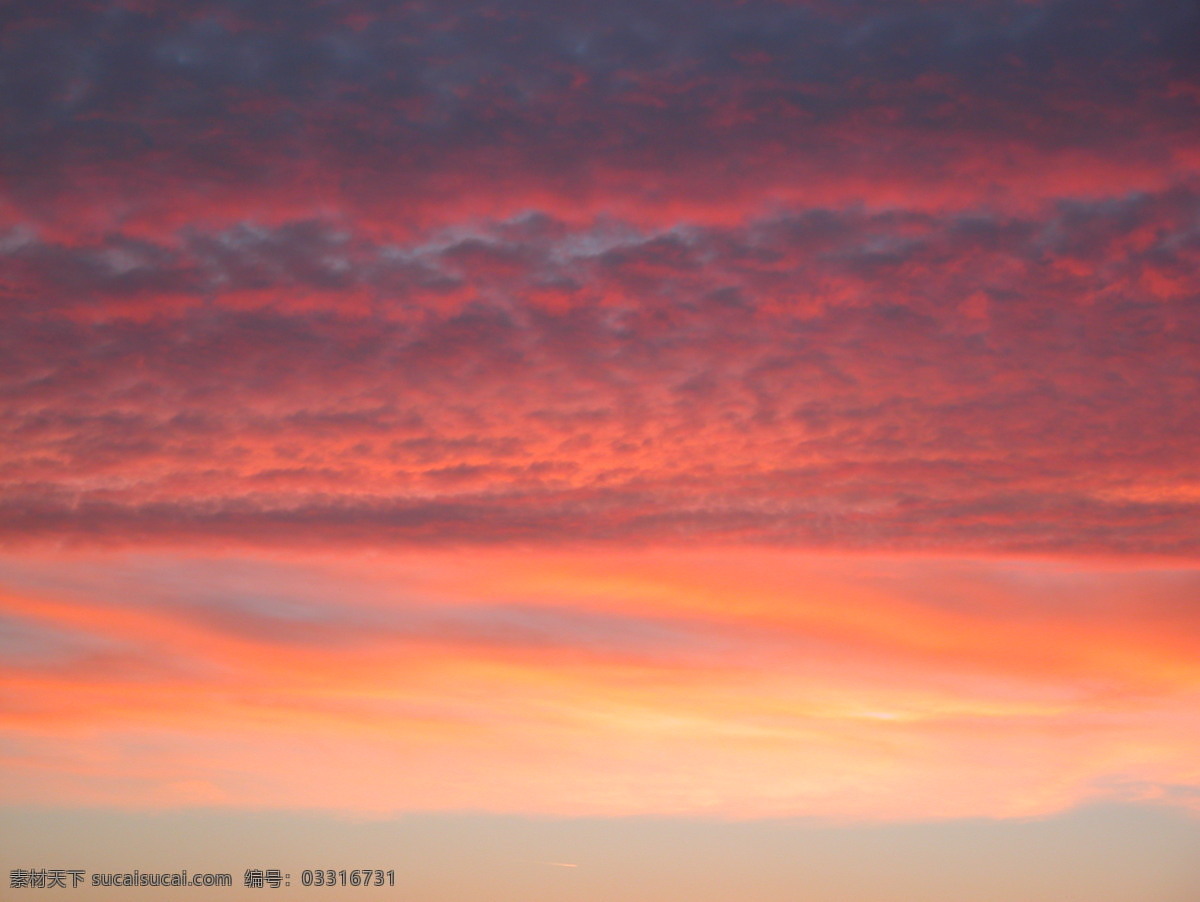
1, 0, 1199, 899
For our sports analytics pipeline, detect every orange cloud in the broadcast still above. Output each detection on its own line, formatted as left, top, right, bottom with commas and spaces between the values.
2, 549, 1197, 819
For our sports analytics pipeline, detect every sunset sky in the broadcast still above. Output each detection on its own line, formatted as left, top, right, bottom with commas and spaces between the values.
2, 0, 1199, 899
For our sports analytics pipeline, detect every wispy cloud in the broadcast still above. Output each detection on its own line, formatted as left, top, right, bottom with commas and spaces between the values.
1, 550, 1197, 818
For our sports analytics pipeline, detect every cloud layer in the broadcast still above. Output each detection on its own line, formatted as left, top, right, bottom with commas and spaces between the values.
2, 550, 1198, 817
3, 196, 1199, 552
2, 0, 1198, 823
3, 0, 1198, 554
